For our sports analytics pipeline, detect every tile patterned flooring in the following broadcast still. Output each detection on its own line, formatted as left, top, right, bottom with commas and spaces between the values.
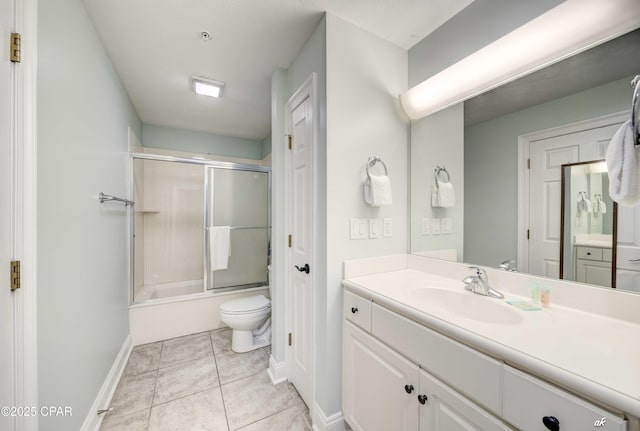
100, 329, 311, 431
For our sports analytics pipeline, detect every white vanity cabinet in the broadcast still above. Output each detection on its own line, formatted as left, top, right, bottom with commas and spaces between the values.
343, 321, 513, 431
343, 289, 628, 431
574, 245, 612, 287
343, 321, 419, 431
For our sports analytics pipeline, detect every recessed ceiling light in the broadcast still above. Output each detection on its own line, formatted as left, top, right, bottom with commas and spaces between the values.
192, 76, 225, 98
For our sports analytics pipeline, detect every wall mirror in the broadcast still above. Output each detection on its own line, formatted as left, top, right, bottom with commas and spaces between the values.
560, 161, 617, 288
410, 27, 640, 294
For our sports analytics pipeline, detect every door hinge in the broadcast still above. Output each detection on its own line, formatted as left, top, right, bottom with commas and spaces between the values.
527, 158, 530, 169
287, 134, 292, 150
527, 229, 530, 240
288, 235, 292, 248
10, 33, 21, 63
10, 261, 21, 291
288, 333, 292, 346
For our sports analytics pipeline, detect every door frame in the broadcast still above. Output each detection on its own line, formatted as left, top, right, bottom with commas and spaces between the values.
284, 73, 317, 411
517, 110, 629, 273
8, 0, 39, 428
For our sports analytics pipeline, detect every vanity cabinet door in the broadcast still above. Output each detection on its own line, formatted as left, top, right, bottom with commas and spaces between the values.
343, 321, 420, 431
418, 369, 514, 431
503, 365, 626, 431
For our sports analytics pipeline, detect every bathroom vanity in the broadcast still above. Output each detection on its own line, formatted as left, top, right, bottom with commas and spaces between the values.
342, 255, 640, 431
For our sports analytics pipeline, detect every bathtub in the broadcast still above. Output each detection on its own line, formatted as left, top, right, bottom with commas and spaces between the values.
129, 284, 270, 345
135, 279, 203, 302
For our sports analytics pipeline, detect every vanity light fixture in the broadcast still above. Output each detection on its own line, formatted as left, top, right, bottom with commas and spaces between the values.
192, 76, 225, 98
400, 0, 640, 120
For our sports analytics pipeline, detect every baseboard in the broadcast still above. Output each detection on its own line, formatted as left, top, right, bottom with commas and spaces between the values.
311, 404, 346, 431
267, 354, 288, 384
80, 334, 132, 431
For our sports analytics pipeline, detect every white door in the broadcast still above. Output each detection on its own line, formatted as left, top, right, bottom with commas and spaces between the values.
286, 80, 314, 407
343, 322, 419, 431
1, 0, 17, 428
528, 124, 619, 278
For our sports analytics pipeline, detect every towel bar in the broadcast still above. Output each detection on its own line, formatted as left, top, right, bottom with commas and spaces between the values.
434, 165, 451, 185
631, 75, 640, 146
99, 192, 134, 206
366, 156, 388, 179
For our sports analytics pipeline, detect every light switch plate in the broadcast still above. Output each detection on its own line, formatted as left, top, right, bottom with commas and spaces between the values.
369, 219, 380, 239
422, 218, 431, 235
350, 219, 367, 240
442, 217, 452, 234
432, 218, 442, 235
383, 218, 392, 238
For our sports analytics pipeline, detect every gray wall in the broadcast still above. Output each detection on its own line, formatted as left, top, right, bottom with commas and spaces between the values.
408, 0, 562, 86
142, 124, 263, 160
464, 76, 631, 267
324, 13, 409, 416
37, 0, 141, 429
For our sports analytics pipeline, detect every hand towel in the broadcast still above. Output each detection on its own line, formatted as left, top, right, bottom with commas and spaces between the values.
606, 120, 640, 206
364, 175, 392, 207
209, 226, 231, 271
431, 181, 455, 208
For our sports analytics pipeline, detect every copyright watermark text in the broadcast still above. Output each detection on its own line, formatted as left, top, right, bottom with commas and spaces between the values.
1, 406, 72, 417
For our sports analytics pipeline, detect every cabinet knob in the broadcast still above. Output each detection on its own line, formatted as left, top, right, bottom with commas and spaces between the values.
542, 416, 560, 431
417, 394, 428, 404
351, 307, 358, 314
404, 384, 414, 394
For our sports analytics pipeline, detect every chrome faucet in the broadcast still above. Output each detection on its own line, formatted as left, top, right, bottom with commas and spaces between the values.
498, 259, 517, 272
463, 266, 504, 299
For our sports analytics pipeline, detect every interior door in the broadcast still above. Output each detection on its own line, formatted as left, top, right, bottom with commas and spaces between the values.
1, 0, 17, 428
529, 124, 619, 278
287, 90, 313, 407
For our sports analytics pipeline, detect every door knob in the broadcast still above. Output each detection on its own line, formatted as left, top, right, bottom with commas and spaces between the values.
295, 263, 310, 274
542, 416, 560, 431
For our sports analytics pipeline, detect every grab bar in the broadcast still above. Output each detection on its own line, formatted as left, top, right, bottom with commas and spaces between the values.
99, 192, 134, 206
631, 75, 640, 146
206, 226, 271, 230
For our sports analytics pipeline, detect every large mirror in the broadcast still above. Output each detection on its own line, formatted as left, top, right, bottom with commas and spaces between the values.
410, 28, 640, 294
560, 161, 617, 288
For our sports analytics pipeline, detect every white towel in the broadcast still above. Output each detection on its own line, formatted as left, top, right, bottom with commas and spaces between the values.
606, 120, 640, 207
431, 181, 455, 208
209, 226, 231, 271
364, 175, 392, 207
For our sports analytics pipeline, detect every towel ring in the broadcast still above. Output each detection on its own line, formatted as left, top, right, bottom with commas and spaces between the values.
631, 75, 640, 146
434, 165, 450, 185
366, 156, 388, 179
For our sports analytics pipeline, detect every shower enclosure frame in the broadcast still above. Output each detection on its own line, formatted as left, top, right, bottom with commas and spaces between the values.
129, 153, 272, 304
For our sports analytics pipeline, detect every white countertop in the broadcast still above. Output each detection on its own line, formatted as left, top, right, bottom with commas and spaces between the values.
343, 268, 640, 418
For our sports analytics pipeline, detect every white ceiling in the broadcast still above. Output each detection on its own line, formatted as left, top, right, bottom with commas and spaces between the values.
81, 0, 474, 141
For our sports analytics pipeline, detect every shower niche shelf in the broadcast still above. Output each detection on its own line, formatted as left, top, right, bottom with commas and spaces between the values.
135, 208, 160, 214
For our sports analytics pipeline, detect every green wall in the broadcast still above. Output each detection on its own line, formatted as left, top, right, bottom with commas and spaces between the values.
38, 0, 141, 428
464, 77, 631, 267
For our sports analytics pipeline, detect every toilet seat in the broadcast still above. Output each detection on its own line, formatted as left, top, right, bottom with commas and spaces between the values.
220, 294, 270, 315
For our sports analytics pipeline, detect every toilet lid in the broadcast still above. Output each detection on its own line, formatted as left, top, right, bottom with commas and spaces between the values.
220, 295, 271, 314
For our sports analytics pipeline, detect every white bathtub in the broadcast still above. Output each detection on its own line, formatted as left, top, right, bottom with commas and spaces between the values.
135, 279, 203, 302
130, 285, 270, 345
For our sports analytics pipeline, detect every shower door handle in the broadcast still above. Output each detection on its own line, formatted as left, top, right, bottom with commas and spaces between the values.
295, 264, 310, 274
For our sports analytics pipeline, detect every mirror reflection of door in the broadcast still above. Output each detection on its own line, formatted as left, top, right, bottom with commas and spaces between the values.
560, 160, 617, 288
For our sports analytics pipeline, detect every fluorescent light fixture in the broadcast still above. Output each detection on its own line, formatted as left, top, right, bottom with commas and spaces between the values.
192, 76, 225, 98
400, 0, 640, 120
587, 162, 608, 174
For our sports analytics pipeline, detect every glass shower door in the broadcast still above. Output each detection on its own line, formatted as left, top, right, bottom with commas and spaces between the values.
206, 166, 270, 290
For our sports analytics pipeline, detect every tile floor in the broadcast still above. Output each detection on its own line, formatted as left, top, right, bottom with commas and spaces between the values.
99, 328, 311, 431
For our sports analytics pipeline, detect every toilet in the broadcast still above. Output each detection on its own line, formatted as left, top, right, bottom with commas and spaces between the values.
219, 269, 272, 353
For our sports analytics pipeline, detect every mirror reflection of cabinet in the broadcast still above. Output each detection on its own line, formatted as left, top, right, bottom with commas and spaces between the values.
560, 161, 617, 288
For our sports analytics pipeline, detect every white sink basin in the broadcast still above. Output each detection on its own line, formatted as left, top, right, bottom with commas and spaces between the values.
409, 288, 523, 325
